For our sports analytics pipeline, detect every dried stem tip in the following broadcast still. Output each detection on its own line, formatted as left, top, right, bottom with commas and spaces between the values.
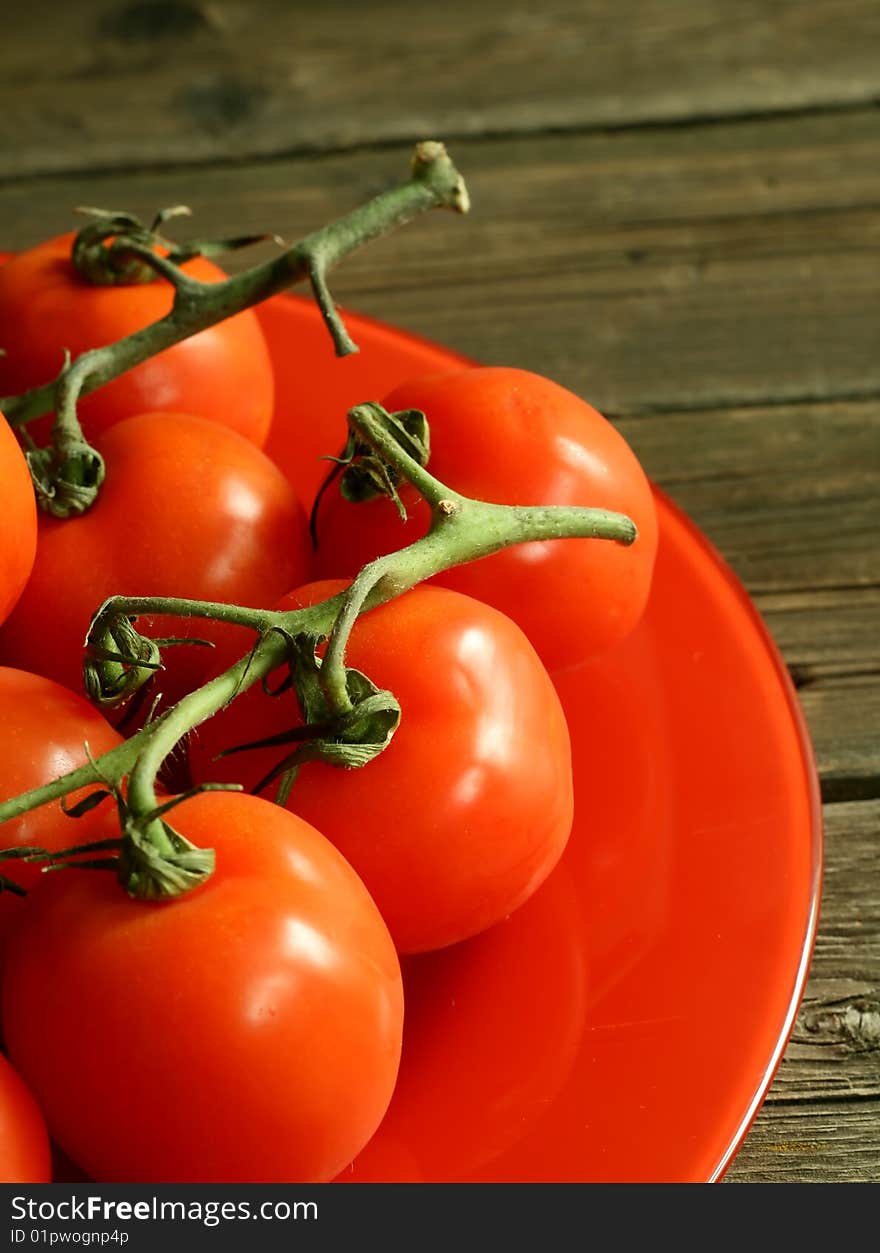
412, 140, 471, 214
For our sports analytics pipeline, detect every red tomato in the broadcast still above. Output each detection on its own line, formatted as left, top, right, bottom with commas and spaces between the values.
0, 412, 37, 627
0, 412, 312, 709
0, 667, 123, 959
312, 366, 659, 671
0, 1052, 51, 1183
191, 580, 574, 954
0, 232, 274, 448
2, 790, 404, 1183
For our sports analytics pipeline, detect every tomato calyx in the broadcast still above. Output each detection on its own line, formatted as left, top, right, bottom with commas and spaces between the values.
0, 848, 34, 897
24, 419, 106, 519
117, 809, 216, 902
71, 206, 280, 289
0, 780, 232, 903
82, 612, 162, 706
0, 391, 637, 905
71, 208, 188, 288
0, 832, 124, 894
82, 603, 222, 710
0, 819, 213, 904
217, 630, 401, 804
0, 142, 472, 503
310, 404, 430, 545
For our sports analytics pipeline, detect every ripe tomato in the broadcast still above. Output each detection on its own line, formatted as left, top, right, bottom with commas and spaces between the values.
312, 366, 659, 671
0, 667, 123, 959
0, 1052, 51, 1183
191, 581, 574, 954
0, 232, 274, 448
2, 791, 404, 1184
0, 412, 312, 709
0, 412, 37, 627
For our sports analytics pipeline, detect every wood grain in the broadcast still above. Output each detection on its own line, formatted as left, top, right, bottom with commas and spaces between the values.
725, 800, 880, 1182
3, 112, 879, 415
619, 401, 880, 793
724, 1102, 880, 1182
756, 588, 880, 799
3, 0, 880, 177
618, 401, 879, 596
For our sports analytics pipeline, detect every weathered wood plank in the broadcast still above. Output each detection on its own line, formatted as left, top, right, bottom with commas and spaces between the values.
7, 106, 880, 237
623, 401, 880, 793
3, 0, 880, 177
2, 115, 879, 414
755, 587, 880, 797
617, 402, 880, 794
725, 1102, 880, 1182
725, 800, 880, 1182
797, 679, 880, 801
773, 800, 880, 1088
753, 588, 880, 686
617, 401, 880, 595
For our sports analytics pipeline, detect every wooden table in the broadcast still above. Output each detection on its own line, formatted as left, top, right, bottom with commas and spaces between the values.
1, 0, 877, 1183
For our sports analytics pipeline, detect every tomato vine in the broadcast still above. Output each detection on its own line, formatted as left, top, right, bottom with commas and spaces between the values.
0, 398, 636, 902
1, 142, 470, 517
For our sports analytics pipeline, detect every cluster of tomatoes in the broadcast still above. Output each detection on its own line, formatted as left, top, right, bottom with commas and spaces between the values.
0, 228, 658, 1184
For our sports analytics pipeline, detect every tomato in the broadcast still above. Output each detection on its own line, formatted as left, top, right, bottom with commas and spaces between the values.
0, 412, 37, 627
312, 366, 659, 671
191, 580, 574, 954
2, 790, 404, 1183
0, 412, 312, 711
0, 232, 274, 448
0, 1052, 51, 1183
0, 668, 123, 959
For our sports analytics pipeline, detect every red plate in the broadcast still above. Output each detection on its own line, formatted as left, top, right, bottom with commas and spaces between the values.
4, 257, 820, 1184
254, 294, 823, 1184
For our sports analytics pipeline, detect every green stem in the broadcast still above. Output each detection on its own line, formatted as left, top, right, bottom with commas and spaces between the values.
0, 399, 636, 899
0, 730, 152, 827
91, 595, 276, 634
0, 142, 469, 432
123, 630, 295, 820
316, 403, 636, 709
0, 468, 633, 831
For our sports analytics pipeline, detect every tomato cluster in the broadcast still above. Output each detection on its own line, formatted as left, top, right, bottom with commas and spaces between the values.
0, 226, 658, 1183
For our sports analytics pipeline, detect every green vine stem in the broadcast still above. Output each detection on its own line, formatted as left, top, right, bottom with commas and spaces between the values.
0, 401, 637, 901
0, 141, 470, 513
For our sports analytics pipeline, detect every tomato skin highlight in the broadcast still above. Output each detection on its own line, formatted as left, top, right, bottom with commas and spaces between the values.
0, 232, 274, 448
0, 1052, 52, 1183
0, 412, 312, 707
1, 791, 404, 1184
192, 581, 574, 954
0, 412, 37, 628
0, 667, 124, 959
312, 366, 659, 671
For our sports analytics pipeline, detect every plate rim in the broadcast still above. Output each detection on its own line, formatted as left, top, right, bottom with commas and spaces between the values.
650, 486, 823, 1181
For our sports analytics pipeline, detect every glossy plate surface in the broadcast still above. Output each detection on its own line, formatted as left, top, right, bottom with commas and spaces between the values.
255, 294, 823, 1184
4, 255, 820, 1183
